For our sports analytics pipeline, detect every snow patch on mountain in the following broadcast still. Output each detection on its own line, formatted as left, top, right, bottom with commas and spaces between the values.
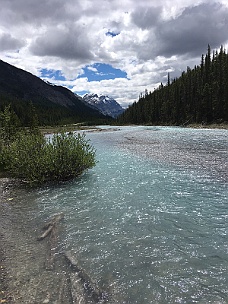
82, 93, 124, 118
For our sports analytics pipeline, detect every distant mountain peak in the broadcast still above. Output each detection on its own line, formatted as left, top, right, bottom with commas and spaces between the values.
83, 93, 124, 118
0, 59, 107, 125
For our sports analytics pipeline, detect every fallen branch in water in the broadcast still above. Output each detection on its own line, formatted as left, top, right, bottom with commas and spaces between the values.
37, 213, 64, 270
70, 272, 87, 304
64, 251, 108, 303
37, 213, 64, 241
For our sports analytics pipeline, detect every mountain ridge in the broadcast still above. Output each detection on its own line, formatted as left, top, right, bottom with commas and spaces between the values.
83, 93, 124, 118
0, 59, 108, 125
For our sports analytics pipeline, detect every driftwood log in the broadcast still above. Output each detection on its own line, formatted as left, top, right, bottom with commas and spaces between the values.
37, 215, 109, 302
70, 272, 87, 304
37, 213, 64, 241
65, 251, 108, 303
37, 213, 64, 270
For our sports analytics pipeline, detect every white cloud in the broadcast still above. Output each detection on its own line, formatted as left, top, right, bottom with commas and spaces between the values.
87, 66, 98, 73
0, 0, 228, 107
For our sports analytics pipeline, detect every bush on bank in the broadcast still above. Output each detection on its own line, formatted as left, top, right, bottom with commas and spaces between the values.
0, 106, 96, 185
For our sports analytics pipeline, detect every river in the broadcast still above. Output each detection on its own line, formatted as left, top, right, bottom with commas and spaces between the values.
1, 126, 227, 303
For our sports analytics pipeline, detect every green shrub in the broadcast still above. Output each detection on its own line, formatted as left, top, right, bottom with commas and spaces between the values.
1, 131, 96, 185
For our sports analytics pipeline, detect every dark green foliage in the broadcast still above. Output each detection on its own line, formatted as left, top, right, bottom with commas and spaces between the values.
118, 46, 228, 125
0, 104, 21, 144
0, 106, 96, 185
2, 131, 96, 184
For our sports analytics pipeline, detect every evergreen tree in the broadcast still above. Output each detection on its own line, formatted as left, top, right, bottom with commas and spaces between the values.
118, 45, 228, 125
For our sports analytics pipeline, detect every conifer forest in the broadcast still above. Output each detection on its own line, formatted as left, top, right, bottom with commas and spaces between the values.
118, 46, 228, 125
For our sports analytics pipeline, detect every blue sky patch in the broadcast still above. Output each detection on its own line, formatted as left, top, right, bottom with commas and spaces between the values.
76, 90, 89, 96
105, 31, 120, 37
78, 63, 127, 81
40, 68, 66, 81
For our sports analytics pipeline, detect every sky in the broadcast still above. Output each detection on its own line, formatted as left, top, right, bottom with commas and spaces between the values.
1, 0, 228, 108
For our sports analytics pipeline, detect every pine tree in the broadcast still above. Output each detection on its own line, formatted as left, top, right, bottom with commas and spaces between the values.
118, 45, 228, 125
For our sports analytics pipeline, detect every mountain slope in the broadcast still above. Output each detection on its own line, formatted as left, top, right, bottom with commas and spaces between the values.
0, 60, 107, 125
83, 93, 124, 118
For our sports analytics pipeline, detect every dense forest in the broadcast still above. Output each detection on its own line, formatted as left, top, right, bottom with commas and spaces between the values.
118, 46, 228, 125
0, 95, 110, 126
0, 95, 77, 126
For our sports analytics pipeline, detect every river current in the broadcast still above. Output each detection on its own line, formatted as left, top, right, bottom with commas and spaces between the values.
3, 126, 228, 303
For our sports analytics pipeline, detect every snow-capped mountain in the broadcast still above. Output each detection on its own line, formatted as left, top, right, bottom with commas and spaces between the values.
82, 93, 124, 118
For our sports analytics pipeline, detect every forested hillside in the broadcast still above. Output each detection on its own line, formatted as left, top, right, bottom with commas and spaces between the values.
118, 46, 228, 125
0, 60, 110, 126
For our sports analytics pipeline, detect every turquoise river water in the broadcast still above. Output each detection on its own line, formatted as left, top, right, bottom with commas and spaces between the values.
3, 126, 228, 303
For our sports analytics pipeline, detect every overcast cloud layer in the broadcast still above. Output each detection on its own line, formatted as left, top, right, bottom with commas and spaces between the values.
1, 0, 228, 107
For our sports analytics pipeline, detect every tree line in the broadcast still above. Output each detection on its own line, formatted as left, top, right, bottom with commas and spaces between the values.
118, 45, 228, 125
0, 95, 77, 126
0, 95, 111, 126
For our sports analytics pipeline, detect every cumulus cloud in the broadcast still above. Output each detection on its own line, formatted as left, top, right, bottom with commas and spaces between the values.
30, 25, 94, 61
0, 33, 25, 51
0, 0, 228, 107
0, 0, 80, 27
131, 6, 162, 29
154, 3, 228, 58
131, 2, 228, 61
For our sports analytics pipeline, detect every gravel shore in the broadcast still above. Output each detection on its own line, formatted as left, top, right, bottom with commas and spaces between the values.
0, 179, 106, 304
0, 179, 72, 304
0, 178, 14, 303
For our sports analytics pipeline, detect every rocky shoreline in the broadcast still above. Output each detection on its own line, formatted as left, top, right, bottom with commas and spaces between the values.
0, 178, 15, 303
0, 179, 110, 304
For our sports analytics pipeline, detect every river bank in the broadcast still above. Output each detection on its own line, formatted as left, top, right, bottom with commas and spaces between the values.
0, 178, 72, 303
0, 178, 78, 304
185, 122, 228, 129
38, 122, 228, 136
0, 178, 15, 303
0, 178, 53, 303
0, 178, 109, 304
